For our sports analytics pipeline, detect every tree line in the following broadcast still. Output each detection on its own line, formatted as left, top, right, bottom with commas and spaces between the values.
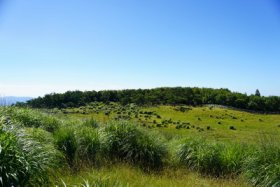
23, 87, 280, 112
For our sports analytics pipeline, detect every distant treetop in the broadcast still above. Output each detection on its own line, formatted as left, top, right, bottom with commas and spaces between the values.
255, 89, 261, 97
23, 87, 280, 113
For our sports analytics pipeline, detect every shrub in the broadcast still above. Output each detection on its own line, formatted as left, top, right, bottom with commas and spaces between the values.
229, 126, 236, 130
100, 121, 167, 170
176, 125, 182, 129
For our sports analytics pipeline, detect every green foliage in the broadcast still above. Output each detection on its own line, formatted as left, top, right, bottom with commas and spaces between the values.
54, 126, 78, 167
177, 138, 248, 177
71, 178, 122, 187
0, 118, 61, 186
1, 107, 60, 132
243, 138, 280, 186
229, 126, 236, 130
1, 106, 280, 186
83, 117, 99, 128
76, 127, 100, 164
54, 125, 101, 168
255, 89, 261, 97
25, 87, 280, 112
100, 121, 167, 170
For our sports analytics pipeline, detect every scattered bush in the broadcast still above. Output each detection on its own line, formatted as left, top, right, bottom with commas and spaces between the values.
229, 126, 236, 130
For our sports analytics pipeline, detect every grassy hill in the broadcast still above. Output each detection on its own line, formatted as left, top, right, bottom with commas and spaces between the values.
52, 103, 280, 144
1, 104, 280, 186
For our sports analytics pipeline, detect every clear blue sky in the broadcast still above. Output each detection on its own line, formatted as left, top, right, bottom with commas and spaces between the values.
0, 0, 280, 97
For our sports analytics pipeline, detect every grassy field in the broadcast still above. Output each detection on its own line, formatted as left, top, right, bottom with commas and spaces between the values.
57, 164, 248, 187
53, 103, 280, 144
1, 104, 280, 186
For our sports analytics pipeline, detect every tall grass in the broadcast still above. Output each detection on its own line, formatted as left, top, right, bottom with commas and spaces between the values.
54, 125, 100, 168
1, 107, 280, 186
54, 126, 78, 167
0, 117, 62, 186
82, 117, 99, 128
76, 126, 100, 165
177, 138, 250, 177
243, 136, 280, 186
1, 107, 61, 132
59, 178, 124, 187
100, 121, 167, 170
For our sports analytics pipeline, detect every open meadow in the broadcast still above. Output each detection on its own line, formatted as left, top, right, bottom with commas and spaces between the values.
1, 103, 280, 186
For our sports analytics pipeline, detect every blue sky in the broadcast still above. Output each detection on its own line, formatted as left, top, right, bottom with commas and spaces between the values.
0, 0, 280, 97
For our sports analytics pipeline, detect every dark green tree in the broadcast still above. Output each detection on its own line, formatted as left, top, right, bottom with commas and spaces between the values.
255, 89, 261, 97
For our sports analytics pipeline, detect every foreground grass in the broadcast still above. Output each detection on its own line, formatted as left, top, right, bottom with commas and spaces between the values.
57, 164, 248, 187
1, 106, 280, 186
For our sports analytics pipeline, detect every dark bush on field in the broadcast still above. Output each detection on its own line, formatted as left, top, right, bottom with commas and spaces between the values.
229, 126, 236, 130
100, 121, 167, 170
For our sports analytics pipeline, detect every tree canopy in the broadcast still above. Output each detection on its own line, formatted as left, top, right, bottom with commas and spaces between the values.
24, 87, 280, 112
